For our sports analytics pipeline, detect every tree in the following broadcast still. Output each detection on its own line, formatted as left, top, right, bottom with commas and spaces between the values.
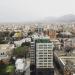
0, 38, 7, 44
13, 46, 29, 58
28, 29, 33, 36
21, 42, 30, 47
9, 32, 15, 37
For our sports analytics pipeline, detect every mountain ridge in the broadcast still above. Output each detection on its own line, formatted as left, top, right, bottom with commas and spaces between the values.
43, 14, 75, 23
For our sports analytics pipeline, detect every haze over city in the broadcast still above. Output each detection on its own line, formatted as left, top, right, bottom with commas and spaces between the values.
0, 0, 75, 75
0, 0, 75, 22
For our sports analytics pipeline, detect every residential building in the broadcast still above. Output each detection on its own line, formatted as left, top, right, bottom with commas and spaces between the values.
15, 58, 30, 75
30, 34, 50, 65
44, 29, 58, 38
0, 44, 14, 63
35, 38, 54, 75
30, 34, 54, 75
35, 24, 44, 34
54, 50, 75, 75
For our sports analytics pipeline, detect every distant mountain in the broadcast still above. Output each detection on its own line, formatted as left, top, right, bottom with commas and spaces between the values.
58, 14, 75, 22
45, 16, 57, 21
43, 14, 75, 23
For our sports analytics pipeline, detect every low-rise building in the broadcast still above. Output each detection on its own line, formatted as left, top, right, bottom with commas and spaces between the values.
54, 50, 75, 75
0, 44, 14, 63
44, 30, 58, 39
15, 58, 30, 75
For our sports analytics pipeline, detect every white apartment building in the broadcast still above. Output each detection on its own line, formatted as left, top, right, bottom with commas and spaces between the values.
35, 39, 54, 75
30, 42, 35, 64
30, 34, 50, 65
30, 34, 54, 75
35, 39, 54, 69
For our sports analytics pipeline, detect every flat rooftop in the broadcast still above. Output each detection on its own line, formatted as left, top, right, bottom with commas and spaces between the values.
54, 50, 75, 65
35, 39, 51, 43
54, 50, 75, 74
0, 44, 14, 51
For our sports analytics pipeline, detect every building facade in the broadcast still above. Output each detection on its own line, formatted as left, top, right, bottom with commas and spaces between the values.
35, 39, 54, 75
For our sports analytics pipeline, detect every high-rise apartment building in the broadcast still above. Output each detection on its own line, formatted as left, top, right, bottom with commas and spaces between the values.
35, 39, 54, 75
30, 32, 54, 75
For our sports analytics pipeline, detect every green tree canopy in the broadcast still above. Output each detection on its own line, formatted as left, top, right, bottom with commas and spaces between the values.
14, 46, 29, 58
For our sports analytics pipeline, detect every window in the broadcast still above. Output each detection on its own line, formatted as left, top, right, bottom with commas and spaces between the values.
39, 60, 43, 62
44, 60, 47, 62
44, 45, 47, 46
48, 46, 52, 49
48, 54, 53, 57
39, 55, 43, 57
39, 52, 43, 54
43, 66, 47, 67
39, 46, 43, 49
44, 63, 47, 65
38, 63, 43, 65
44, 55, 47, 56
48, 60, 52, 62
44, 58, 47, 59
39, 58, 43, 59
48, 45, 52, 47
39, 45, 43, 47
44, 46, 47, 49
44, 53, 47, 54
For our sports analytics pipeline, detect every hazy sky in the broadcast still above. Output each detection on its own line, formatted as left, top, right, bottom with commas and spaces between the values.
0, 0, 75, 22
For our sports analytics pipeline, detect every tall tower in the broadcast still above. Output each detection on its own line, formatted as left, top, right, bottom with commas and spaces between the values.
35, 39, 54, 75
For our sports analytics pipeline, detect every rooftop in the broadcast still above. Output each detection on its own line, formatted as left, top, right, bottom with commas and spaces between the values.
54, 50, 75, 74
35, 39, 51, 43
0, 44, 14, 51
54, 50, 75, 66
15, 58, 30, 72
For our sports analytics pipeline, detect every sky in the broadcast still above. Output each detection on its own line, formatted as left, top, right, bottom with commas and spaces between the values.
0, 0, 75, 22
